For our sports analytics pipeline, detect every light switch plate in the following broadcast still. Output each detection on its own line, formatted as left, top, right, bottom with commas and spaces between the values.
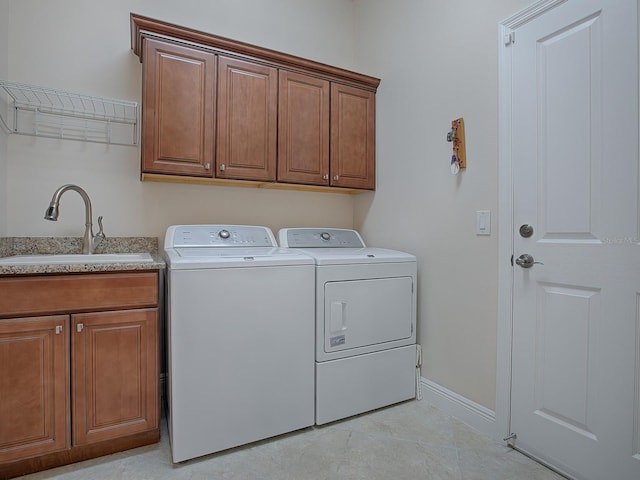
476, 210, 491, 235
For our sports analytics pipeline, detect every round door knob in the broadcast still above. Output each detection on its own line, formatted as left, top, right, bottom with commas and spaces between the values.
519, 224, 534, 238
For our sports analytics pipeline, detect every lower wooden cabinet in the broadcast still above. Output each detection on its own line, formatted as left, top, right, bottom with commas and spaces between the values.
72, 309, 158, 446
0, 316, 69, 464
0, 272, 160, 479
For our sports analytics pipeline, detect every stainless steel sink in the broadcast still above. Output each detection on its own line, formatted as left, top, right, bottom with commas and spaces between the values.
0, 253, 153, 265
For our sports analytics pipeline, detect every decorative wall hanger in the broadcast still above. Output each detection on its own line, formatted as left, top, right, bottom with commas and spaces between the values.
447, 117, 466, 175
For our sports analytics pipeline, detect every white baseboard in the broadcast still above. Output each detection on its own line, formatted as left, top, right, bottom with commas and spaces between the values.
420, 377, 496, 439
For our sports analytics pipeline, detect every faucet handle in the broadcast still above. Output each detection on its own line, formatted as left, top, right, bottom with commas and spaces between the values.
89, 216, 106, 254
96, 216, 106, 239
91, 215, 107, 254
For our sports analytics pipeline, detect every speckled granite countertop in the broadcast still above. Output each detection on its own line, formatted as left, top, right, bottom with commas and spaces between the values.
0, 237, 165, 275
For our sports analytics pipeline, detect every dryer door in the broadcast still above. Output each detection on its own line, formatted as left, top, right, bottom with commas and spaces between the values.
323, 276, 413, 356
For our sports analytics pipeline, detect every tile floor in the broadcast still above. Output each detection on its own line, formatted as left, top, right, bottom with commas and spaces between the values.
19, 400, 566, 480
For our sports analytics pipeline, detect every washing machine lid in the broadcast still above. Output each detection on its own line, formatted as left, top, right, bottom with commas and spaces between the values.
278, 228, 416, 265
164, 225, 313, 268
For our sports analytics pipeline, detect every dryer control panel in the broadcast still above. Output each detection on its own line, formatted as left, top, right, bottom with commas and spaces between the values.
280, 228, 365, 248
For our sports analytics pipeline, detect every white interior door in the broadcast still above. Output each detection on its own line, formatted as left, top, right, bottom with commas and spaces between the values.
509, 1, 640, 479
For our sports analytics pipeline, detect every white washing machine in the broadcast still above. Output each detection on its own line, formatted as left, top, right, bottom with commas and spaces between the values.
164, 225, 315, 462
279, 228, 417, 425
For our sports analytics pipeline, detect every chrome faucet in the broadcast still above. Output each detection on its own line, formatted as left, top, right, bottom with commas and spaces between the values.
44, 184, 106, 254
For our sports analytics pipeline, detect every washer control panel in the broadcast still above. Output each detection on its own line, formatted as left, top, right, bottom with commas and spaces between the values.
280, 228, 365, 248
168, 225, 277, 248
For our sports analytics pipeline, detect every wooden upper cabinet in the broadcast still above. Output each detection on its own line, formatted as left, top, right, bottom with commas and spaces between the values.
278, 71, 330, 185
216, 56, 278, 181
0, 316, 69, 463
330, 83, 376, 190
142, 38, 216, 176
132, 14, 380, 191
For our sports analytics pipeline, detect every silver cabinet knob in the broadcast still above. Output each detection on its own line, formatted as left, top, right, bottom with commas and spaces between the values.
333, 175, 339, 181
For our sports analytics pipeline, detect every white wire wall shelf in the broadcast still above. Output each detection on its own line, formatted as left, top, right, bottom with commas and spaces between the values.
0, 80, 138, 146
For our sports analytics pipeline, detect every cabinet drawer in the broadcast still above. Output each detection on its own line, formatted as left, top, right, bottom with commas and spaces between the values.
0, 272, 158, 317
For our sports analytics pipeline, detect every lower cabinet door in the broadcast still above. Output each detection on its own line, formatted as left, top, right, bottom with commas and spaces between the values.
72, 309, 158, 445
0, 315, 69, 462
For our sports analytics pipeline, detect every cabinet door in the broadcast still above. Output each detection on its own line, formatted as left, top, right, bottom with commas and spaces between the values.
278, 71, 330, 185
72, 309, 158, 446
0, 316, 69, 462
142, 38, 216, 176
217, 56, 277, 181
330, 84, 376, 190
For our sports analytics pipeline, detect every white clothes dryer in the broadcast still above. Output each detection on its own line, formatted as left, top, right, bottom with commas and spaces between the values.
164, 225, 315, 462
279, 228, 417, 425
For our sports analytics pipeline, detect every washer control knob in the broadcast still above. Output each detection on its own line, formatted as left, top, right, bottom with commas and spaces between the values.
219, 229, 231, 239
320, 232, 331, 241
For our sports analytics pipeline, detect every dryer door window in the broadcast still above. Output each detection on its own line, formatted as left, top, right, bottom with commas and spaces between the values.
323, 276, 413, 353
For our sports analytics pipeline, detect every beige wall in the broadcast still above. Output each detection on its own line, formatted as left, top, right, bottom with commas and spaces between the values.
353, 0, 531, 410
2, 0, 538, 413
0, 0, 8, 235
3, 0, 358, 241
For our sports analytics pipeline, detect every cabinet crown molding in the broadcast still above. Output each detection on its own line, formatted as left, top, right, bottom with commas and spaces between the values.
130, 13, 380, 92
